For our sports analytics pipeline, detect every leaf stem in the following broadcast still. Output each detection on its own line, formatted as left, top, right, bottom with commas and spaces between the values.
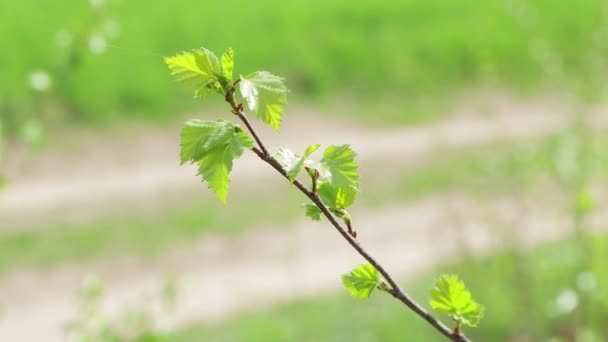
454, 320, 462, 335
307, 167, 319, 194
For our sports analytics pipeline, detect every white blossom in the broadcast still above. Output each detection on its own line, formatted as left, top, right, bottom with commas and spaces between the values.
89, 34, 108, 55
556, 288, 578, 314
29, 70, 52, 91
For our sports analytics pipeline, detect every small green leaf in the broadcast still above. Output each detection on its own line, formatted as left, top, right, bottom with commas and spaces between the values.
321, 144, 359, 189
318, 182, 357, 210
220, 48, 234, 82
314, 145, 360, 211
430, 274, 485, 327
304, 203, 322, 221
342, 264, 380, 299
239, 71, 288, 132
180, 120, 253, 203
165, 48, 223, 99
276, 144, 320, 181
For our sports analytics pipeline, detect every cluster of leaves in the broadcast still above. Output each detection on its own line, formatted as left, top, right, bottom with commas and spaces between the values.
166, 47, 484, 338
167, 47, 360, 224
342, 267, 485, 330
276, 143, 359, 229
167, 47, 289, 203
166, 48, 287, 132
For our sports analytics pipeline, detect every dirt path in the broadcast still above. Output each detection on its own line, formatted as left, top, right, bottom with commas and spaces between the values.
0, 191, 605, 341
2, 95, 601, 226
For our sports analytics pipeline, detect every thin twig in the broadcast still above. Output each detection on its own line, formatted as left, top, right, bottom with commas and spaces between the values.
224, 85, 269, 156
226, 91, 471, 342
237, 112, 269, 156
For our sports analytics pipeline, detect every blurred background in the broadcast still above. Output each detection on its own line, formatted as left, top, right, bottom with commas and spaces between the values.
0, 0, 607, 341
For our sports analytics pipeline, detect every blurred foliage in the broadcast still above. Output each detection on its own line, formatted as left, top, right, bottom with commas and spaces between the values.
0, 120, 5, 189
1, 0, 608, 124
66, 275, 179, 342
166, 235, 608, 341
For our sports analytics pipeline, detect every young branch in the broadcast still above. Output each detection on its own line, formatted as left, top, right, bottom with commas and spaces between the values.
225, 83, 269, 156
225, 90, 471, 342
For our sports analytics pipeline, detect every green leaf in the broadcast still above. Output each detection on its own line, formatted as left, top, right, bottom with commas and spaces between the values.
304, 203, 322, 221
165, 48, 223, 99
220, 48, 234, 82
239, 71, 288, 132
180, 120, 253, 203
194, 81, 222, 99
318, 182, 358, 210
276, 144, 320, 181
342, 264, 380, 299
430, 274, 485, 327
313, 145, 360, 211
321, 144, 359, 189
180, 120, 234, 164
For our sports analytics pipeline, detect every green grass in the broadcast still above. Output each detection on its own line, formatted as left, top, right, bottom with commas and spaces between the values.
166, 235, 608, 341
2, 0, 607, 124
0, 132, 606, 275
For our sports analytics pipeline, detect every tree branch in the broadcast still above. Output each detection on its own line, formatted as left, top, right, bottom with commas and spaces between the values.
225, 92, 471, 342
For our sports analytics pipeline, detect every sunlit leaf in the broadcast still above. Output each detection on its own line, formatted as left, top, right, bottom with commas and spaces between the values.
239, 71, 288, 132
304, 203, 322, 221
318, 182, 357, 210
165, 48, 223, 99
321, 144, 359, 189
180, 119, 253, 203
180, 120, 234, 164
220, 48, 234, 82
430, 274, 484, 327
342, 264, 380, 299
